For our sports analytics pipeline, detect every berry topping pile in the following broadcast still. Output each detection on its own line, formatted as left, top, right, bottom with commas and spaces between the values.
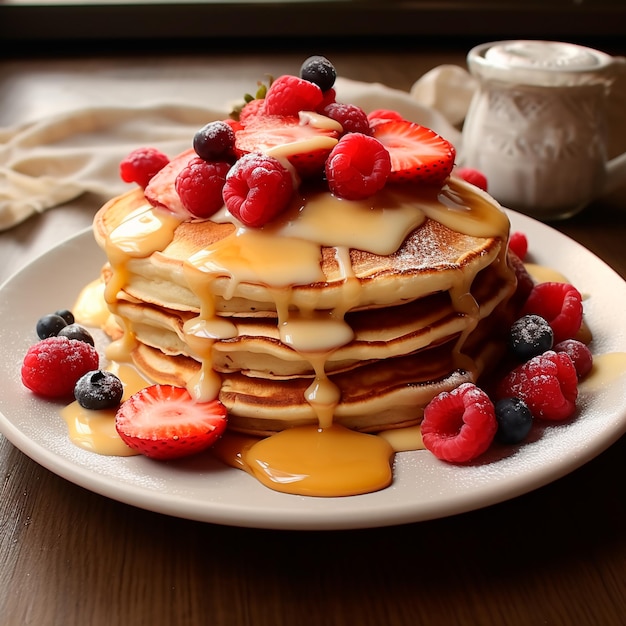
119, 56, 458, 228
21, 309, 228, 461
422, 235, 593, 463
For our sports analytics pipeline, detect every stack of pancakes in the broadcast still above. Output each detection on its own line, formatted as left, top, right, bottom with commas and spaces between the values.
93, 177, 518, 436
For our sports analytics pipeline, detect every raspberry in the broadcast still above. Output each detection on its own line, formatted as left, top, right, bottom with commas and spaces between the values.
222, 153, 293, 227
193, 121, 235, 161
554, 339, 593, 379
300, 55, 337, 92
325, 133, 391, 200
496, 351, 578, 421
523, 282, 583, 344
455, 167, 488, 192
21, 336, 99, 398
317, 87, 337, 112
175, 158, 230, 218
321, 102, 372, 135
508, 231, 529, 260
119, 147, 170, 189
263, 75, 324, 117
421, 383, 497, 463
508, 314, 554, 362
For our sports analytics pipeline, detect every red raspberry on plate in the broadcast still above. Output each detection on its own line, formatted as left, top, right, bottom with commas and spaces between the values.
454, 167, 488, 192
523, 282, 583, 345
21, 336, 99, 398
508, 231, 529, 261
321, 102, 372, 135
421, 383, 497, 463
263, 74, 324, 117
223, 153, 293, 227
325, 133, 391, 200
496, 350, 578, 421
554, 339, 593, 379
115, 384, 228, 460
175, 157, 230, 218
119, 147, 170, 189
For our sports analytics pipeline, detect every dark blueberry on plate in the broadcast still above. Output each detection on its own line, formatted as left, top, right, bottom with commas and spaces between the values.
74, 370, 124, 410
495, 397, 533, 444
54, 309, 75, 325
58, 323, 95, 346
36, 313, 67, 339
508, 314, 553, 362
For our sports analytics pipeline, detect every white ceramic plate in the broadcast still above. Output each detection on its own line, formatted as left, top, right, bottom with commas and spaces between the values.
1, 212, 625, 530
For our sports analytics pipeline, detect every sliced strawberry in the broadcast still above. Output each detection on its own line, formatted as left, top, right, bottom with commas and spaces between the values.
372, 120, 455, 185
115, 384, 228, 460
144, 148, 197, 215
234, 114, 339, 178
367, 108, 405, 129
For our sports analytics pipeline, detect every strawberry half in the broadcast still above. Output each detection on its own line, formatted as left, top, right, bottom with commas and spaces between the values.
144, 148, 197, 216
234, 114, 340, 178
372, 120, 455, 184
115, 384, 228, 460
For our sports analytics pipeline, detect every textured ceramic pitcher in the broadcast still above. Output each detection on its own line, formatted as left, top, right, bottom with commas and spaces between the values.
462, 40, 626, 220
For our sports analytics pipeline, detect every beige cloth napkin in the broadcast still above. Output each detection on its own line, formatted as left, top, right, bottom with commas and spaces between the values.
1, 67, 624, 231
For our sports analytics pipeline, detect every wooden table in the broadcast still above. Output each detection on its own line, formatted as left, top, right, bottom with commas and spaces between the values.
1, 45, 625, 626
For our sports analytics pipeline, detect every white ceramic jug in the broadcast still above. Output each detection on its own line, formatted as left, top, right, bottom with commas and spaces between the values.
462, 40, 626, 220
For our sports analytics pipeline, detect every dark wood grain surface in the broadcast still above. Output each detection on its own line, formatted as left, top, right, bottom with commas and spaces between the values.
1, 47, 624, 626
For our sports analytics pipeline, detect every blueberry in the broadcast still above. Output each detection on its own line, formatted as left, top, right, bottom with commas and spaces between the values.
193, 121, 235, 161
495, 397, 533, 444
74, 370, 124, 410
54, 309, 75, 325
300, 55, 336, 92
36, 313, 67, 339
508, 314, 553, 361
58, 323, 95, 346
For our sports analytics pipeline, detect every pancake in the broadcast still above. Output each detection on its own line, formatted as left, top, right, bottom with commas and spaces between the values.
94, 176, 518, 435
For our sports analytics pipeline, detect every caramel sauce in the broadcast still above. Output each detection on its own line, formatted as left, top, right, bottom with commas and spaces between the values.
579, 352, 626, 393
525, 263, 571, 285
241, 425, 393, 497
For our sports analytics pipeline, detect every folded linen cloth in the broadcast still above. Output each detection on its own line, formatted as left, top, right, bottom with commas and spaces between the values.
1, 66, 624, 231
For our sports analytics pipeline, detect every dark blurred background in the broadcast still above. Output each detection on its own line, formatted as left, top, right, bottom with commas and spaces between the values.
1, 0, 625, 56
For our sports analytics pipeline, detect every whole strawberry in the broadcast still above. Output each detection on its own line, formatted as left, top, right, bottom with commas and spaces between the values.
21, 336, 99, 398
